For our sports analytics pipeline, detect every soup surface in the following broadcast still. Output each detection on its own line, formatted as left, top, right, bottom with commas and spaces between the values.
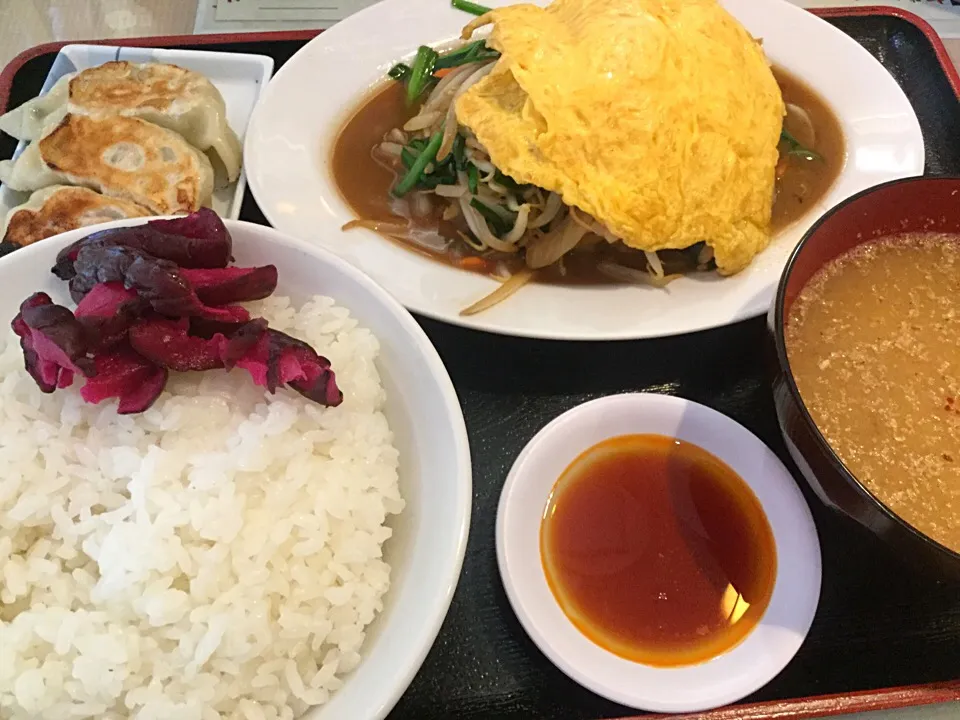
540, 434, 777, 666
332, 68, 844, 283
787, 233, 960, 553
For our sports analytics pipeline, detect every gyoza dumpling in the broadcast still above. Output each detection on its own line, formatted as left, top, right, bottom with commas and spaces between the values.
0, 61, 242, 181
0, 113, 214, 215
1, 185, 151, 247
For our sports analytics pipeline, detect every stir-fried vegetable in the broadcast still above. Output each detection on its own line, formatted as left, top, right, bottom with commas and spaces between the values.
394, 132, 443, 196
452, 133, 467, 169
436, 40, 500, 69
392, 39, 500, 107
780, 128, 822, 162
460, 269, 534, 316
388, 63, 411, 81
406, 46, 441, 105
361, 28, 832, 317
467, 164, 479, 195
471, 199, 516, 236
452, 0, 492, 16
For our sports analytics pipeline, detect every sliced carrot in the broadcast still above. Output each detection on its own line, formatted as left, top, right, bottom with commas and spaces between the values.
460, 256, 489, 271
434, 68, 454, 79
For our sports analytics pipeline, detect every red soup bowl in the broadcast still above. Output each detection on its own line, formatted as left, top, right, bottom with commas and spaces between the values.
769, 176, 960, 581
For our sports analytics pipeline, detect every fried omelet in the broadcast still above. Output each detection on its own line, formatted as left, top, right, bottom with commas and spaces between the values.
455, 0, 784, 274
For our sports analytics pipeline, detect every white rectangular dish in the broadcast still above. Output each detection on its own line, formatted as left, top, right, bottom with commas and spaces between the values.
0, 43, 274, 222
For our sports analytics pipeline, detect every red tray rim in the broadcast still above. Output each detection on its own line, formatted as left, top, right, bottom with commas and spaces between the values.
0, 6, 957, 719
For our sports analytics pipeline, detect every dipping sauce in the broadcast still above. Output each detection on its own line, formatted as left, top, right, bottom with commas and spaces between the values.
787, 232, 960, 553
540, 434, 777, 666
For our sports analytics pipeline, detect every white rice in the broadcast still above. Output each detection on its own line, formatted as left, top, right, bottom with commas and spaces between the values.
0, 295, 404, 720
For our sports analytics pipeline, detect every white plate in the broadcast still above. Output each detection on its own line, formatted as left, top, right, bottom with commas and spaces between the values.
0, 44, 274, 221
244, 0, 924, 340
496, 393, 822, 712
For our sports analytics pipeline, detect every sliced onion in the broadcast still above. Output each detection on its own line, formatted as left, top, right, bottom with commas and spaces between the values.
473, 193, 514, 220
422, 63, 478, 112
437, 63, 495, 162
442, 202, 461, 221
644, 250, 665, 278
697, 244, 715, 267
456, 230, 486, 252
410, 193, 433, 218
524, 216, 588, 269
594, 223, 619, 243
458, 195, 518, 253
568, 206, 593, 230
784, 102, 816, 148
378, 142, 404, 157
502, 204, 531, 245
435, 184, 467, 198
461, 269, 534, 316
529, 192, 563, 229
404, 112, 444, 132
461, 14, 494, 39
386, 128, 408, 144
472, 158, 496, 176
597, 261, 680, 288
485, 178, 509, 195
465, 136, 487, 151
525, 187, 545, 209
437, 105, 461, 162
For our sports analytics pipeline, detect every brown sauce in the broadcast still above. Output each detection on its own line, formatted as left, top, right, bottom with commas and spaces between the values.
786, 233, 960, 553
331, 68, 844, 283
540, 434, 777, 666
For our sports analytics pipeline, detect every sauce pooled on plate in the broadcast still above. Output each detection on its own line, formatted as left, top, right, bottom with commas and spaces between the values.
540, 434, 777, 666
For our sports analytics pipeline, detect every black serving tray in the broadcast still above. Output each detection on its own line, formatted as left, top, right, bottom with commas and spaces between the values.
1, 8, 958, 719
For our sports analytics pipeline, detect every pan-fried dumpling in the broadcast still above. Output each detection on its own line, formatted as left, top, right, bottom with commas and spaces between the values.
1, 185, 151, 247
0, 113, 214, 215
0, 61, 242, 181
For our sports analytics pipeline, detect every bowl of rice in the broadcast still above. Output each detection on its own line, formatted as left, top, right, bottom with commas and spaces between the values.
0, 217, 472, 720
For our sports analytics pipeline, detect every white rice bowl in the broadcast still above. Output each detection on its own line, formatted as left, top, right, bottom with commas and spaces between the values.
0, 294, 404, 720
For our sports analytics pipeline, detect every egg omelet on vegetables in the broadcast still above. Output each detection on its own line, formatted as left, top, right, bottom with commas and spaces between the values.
454, 0, 785, 274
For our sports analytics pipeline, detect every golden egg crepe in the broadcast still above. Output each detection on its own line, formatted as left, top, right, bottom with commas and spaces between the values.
455, 0, 785, 274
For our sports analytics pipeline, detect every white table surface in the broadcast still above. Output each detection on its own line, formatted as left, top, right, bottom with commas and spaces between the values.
0, 1, 955, 719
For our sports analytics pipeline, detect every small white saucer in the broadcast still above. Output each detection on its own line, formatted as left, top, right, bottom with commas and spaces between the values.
496, 393, 822, 714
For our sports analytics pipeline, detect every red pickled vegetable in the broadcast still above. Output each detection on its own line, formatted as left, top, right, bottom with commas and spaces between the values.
232, 329, 343, 407
188, 316, 257, 339
11, 293, 95, 392
148, 208, 231, 247
70, 244, 251, 323
75, 282, 140, 318
117, 366, 168, 414
217, 319, 269, 369
15, 209, 343, 414
74, 282, 144, 350
80, 347, 167, 413
180, 265, 278, 306
129, 316, 225, 372
53, 208, 232, 281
